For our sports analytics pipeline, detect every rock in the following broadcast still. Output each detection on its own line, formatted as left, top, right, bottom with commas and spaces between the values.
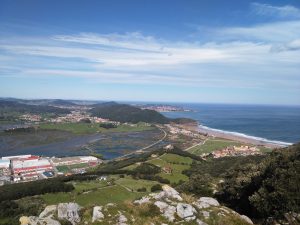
240, 215, 253, 224
39, 205, 57, 218
196, 219, 208, 225
162, 185, 182, 201
19, 216, 30, 225
176, 203, 196, 220
117, 214, 128, 225
57, 203, 81, 225
193, 197, 220, 209
23, 216, 61, 225
134, 196, 151, 205
154, 201, 176, 222
202, 211, 210, 219
151, 185, 183, 201
92, 206, 104, 222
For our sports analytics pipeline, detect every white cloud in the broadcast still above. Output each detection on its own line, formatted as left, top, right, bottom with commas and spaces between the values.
251, 2, 300, 19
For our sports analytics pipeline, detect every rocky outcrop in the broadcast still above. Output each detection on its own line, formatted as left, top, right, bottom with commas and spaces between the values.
117, 213, 128, 225
193, 197, 220, 209
39, 205, 57, 219
57, 203, 81, 225
20, 187, 254, 225
176, 203, 197, 221
154, 201, 176, 222
92, 206, 104, 223
19, 216, 61, 225
150, 184, 183, 201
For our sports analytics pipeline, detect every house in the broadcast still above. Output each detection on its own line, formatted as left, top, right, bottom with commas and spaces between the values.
162, 166, 173, 174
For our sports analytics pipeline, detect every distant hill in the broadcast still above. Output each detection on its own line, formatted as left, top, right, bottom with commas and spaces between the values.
90, 102, 171, 124
0, 100, 71, 116
90, 102, 197, 124
49, 99, 78, 106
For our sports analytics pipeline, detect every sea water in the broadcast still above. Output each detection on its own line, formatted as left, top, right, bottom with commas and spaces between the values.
161, 103, 300, 145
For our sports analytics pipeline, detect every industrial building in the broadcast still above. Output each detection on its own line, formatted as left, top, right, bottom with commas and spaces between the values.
10, 155, 53, 181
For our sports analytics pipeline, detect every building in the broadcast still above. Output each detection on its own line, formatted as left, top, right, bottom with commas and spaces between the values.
162, 166, 173, 174
11, 156, 53, 175
0, 159, 10, 169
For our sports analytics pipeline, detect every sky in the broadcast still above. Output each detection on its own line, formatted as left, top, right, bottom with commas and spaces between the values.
0, 0, 300, 105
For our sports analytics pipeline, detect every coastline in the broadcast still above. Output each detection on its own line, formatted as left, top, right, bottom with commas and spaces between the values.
197, 125, 292, 148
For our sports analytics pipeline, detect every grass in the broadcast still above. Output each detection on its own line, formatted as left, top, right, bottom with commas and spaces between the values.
147, 153, 192, 184
41, 177, 149, 207
188, 138, 242, 155
115, 176, 159, 192
56, 163, 89, 173
39, 122, 154, 134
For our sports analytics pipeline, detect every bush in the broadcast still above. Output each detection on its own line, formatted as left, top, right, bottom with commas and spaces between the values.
137, 187, 147, 192
151, 184, 162, 192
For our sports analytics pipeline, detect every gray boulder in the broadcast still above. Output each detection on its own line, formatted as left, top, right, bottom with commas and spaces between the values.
176, 203, 196, 220
39, 205, 57, 219
57, 203, 81, 225
154, 201, 176, 222
92, 206, 104, 222
117, 214, 128, 225
193, 197, 220, 209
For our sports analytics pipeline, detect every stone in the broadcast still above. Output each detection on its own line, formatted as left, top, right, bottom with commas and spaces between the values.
23, 216, 61, 225
134, 196, 151, 205
117, 214, 128, 225
92, 206, 104, 222
19, 216, 30, 225
176, 203, 196, 219
240, 215, 253, 224
154, 201, 176, 222
162, 185, 182, 201
193, 197, 220, 209
202, 211, 210, 219
196, 219, 208, 225
39, 205, 57, 218
57, 203, 81, 225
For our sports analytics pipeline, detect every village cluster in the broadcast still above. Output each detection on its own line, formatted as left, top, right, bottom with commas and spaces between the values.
0, 154, 102, 186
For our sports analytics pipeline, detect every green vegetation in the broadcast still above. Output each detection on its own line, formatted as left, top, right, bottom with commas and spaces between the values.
90, 102, 171, 124
216, 143, 300, 221
188, 138, 242, 155
39, 122, 154, 134
0, 179, 74, 202
0, 100, 70, 121
147, 153, 192, 184
115, 176, 159, 192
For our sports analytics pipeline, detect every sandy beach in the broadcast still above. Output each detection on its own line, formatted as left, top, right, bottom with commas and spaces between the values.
197, 125, 290, 148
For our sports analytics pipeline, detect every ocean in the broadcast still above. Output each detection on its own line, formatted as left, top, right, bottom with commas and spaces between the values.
161, 103, 300, 145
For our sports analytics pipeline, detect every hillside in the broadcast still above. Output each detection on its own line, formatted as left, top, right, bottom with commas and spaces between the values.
90, 102, 197, 124
90, 102, 171, 124
0, 100, 71, 120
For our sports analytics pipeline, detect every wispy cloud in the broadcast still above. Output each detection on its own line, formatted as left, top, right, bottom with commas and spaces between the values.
251, 2, 300, 19
0, 3, 300, 93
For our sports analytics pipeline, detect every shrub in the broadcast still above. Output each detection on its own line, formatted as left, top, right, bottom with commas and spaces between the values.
151, 184, 162, 192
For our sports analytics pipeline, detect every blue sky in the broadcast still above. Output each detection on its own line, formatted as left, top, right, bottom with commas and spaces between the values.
0, 0, 300, 105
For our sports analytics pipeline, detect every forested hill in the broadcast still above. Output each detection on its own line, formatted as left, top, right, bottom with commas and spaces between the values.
90, 102, 171, 124
0, 100, 71, 115
90, 102, 197, 124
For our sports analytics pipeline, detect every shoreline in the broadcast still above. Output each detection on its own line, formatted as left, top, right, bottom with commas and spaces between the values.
197, 125, 292, 148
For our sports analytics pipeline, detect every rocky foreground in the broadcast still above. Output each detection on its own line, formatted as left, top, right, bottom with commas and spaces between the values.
19, 185, 253, 225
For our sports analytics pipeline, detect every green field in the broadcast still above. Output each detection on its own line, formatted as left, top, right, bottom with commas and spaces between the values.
115, 176, 159, 192
147, 153, 192, 184
39, 122, 154, 134
56, 163, 89, 173
188, 138, 242, 155
41, 177, 154, 207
